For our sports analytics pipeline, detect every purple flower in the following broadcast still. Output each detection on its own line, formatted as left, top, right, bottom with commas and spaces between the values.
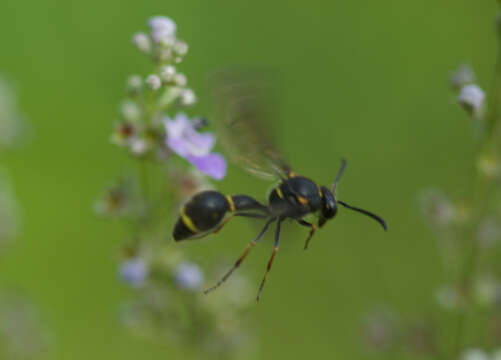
119, 258, 148, 288
164, 113, 226, 180
174, 262, 204, 290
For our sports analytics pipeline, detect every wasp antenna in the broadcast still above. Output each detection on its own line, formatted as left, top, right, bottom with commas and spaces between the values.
332, 158, 347, 194
337, 200, 387, 231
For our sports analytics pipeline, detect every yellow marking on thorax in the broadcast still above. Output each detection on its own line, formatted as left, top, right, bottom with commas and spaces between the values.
181, 207, 198, 233
297, 196, 309, 205
287, 171, 296, 178
275, 186, 284, 199
226, 195, 235, 212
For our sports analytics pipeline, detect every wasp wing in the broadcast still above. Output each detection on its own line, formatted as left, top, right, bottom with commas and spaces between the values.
209, 69, 291, 180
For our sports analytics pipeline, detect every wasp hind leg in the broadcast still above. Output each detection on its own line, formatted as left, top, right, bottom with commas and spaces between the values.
297, 219, 317, 250
256, 217, 284, 301
204, 217, 277, 295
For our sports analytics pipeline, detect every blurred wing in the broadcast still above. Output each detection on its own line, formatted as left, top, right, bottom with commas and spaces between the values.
210, 69, 290, 180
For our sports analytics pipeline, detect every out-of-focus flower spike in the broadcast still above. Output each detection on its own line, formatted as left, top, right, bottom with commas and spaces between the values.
148, 16, 177, 44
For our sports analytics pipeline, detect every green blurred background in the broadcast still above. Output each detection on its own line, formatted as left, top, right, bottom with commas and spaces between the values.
0, 0, 497, 359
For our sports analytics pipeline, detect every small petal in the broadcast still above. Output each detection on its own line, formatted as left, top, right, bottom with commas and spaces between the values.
187, 153, 227, 180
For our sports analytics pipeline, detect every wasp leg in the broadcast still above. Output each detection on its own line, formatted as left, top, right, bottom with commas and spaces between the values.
213, 214, 234, 235
297, 220, 317, 250
256, 217, 283, 301
213, 212, 269, 235
204, 217, 277, 295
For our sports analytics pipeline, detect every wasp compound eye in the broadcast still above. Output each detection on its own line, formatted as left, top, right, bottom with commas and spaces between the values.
320, 186, 337, 220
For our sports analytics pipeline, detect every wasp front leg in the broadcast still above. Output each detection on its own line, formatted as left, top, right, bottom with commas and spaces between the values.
297, 219, 317, 250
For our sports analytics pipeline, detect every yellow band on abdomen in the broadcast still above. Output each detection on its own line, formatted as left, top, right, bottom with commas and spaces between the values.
181, 207, 198, 233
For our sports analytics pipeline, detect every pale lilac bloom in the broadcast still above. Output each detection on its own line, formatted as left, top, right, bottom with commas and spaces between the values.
148, 16, 177, 43
164, 113, 226, 180
458, 84, 485, 117
119, 258, 148, 288
174, 262, 204, 290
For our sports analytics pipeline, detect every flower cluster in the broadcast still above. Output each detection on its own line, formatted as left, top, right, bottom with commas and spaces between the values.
362, 9, 501, 360
110, 16, 226, 179
97, 17, 252, 358
450, 64, 486, 120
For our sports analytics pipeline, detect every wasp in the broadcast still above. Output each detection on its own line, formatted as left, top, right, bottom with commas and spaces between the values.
172, 71, 387, 301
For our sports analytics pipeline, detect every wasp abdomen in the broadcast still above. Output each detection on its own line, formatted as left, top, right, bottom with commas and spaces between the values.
173, 191, 231, 241
231, 195, 268, 213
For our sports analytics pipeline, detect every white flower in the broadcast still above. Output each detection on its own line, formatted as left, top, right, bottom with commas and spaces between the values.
159, 65, 176, 82
148, 16, 177, 43
460, 349, 489, 360
129, 138, 148, 156
145, 74, 161, 91
180, 89, 196, 106
458, 84, 485, 118
174, 262, 204, 290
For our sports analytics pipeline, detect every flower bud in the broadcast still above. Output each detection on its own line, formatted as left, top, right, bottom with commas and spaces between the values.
174, 73, 187, 87
145, 74, 162, 91
173, 41, 188, 57
159, 65, 176, 82
180, 89, 196, 106
127, 75, 143, 95
132, 32, 152, 54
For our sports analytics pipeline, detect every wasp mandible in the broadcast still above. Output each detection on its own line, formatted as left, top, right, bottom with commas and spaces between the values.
172, 71, 387, 301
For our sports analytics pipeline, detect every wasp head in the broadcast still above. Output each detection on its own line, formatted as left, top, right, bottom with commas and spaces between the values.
319, 185, 337, 227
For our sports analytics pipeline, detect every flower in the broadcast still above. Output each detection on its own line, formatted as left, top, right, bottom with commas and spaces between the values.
119, 258, 148, 288
174, 262, 204, 290
458, 84, 485, 118
159, 65, 176, 82
164, 113, 226, 180
180, 89, 196, 106
132, 32, 152, 54
145, 74, 161, 91
460, 349, 489, 360
148, 16, 177, 43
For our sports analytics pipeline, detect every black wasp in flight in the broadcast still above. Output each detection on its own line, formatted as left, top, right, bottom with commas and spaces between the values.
172, 71, 387, 301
